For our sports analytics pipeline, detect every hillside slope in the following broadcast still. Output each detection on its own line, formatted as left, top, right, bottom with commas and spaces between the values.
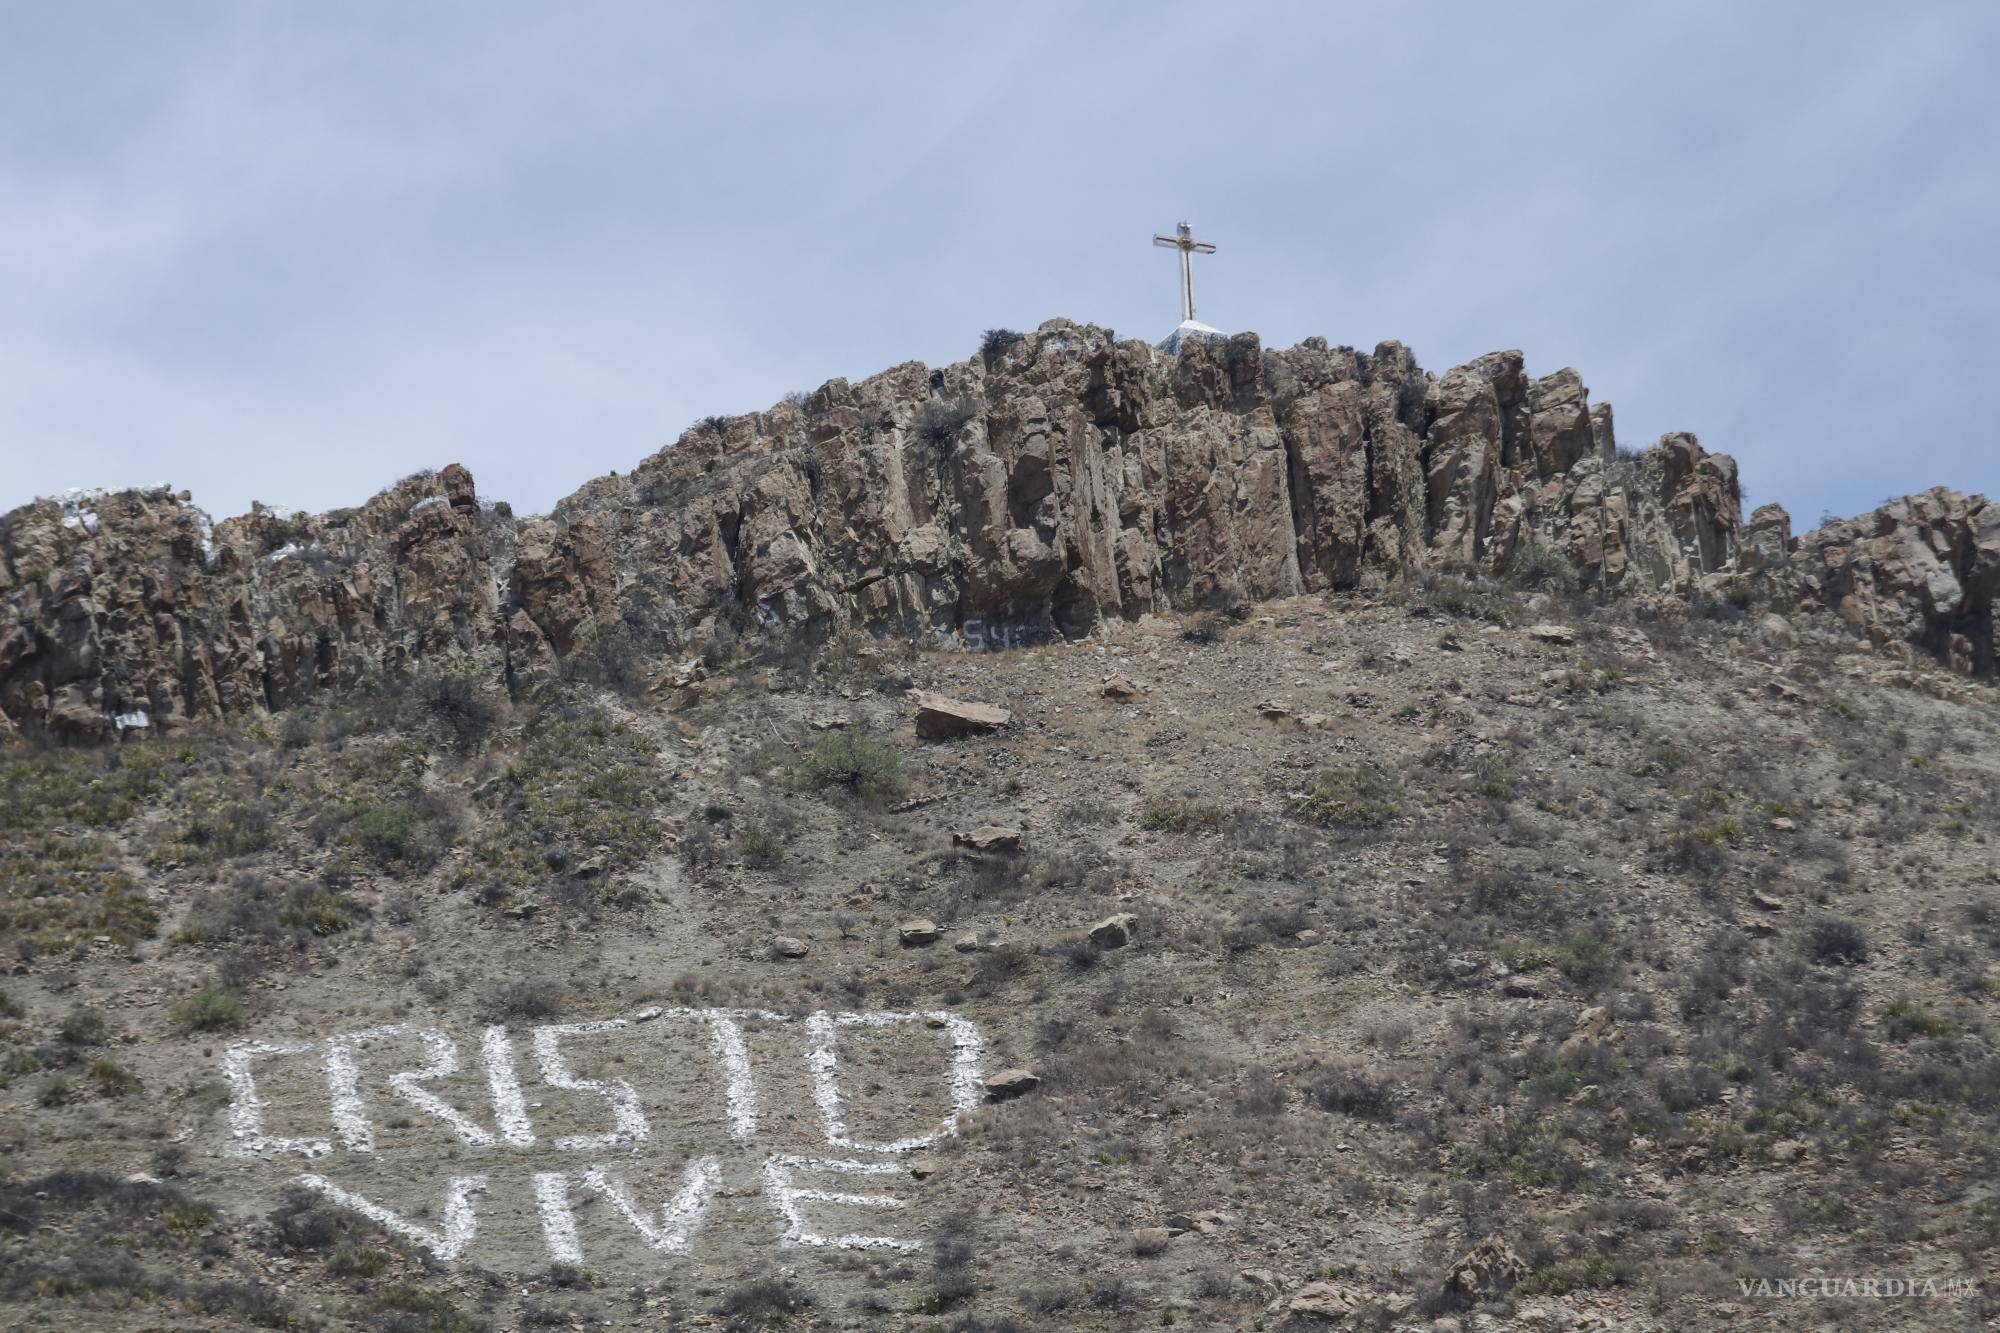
1, 570, 1996, 1329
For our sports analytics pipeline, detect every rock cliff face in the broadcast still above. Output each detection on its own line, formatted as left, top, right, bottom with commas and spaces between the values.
0, 319, 1991, 741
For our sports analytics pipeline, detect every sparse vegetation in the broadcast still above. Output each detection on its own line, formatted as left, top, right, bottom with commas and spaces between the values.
169, 985, 246, 1033
2, 496, 1997, 1330
979, 327, 1025, 356
1291, 765, 1399, 829
911, 395, 979, 448
1137, 798, 1226, 832
794, 728, 903, 798
716, 1274, 813, 1329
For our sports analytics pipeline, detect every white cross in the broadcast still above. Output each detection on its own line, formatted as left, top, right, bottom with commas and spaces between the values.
1152, 221, 1217, 323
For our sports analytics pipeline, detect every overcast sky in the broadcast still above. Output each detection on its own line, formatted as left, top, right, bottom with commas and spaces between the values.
3, 1, 1995, 528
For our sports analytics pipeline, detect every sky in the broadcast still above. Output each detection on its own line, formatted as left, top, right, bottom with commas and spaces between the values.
2, 1, 1995, 528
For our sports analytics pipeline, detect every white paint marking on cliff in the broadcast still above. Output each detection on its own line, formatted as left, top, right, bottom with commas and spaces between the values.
762, 1155, 918, 1251
223, 1040, 333, 1158
481, 1025, 537, 1147
662, 1007, 785, 1141
533, 1159, 720, 1263
389, 1028, 497, 1147
298, 1173, 488, 1261
532, 1020, 648, 1151
533, 1172, 583, 1264
805, 1010, 985, 1152
587, 1159, 721, 1253
323, 1024, 404, 1153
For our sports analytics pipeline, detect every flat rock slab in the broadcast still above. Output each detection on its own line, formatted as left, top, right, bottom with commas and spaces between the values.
899, 919, 942, 947
953, 825, 1023, 854
984, 1068, 1040, 1101
914, 691, 1011, 739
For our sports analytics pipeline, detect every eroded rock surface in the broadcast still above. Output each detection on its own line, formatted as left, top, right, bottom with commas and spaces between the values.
3, 320, 1992, 741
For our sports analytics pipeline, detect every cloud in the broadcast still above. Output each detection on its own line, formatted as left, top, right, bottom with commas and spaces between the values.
1, 1, 1993, 526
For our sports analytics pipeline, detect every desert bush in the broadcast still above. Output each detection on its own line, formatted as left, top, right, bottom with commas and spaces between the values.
87, 1058, 139, 1097
487, 979, 565, 1021
170, 985, 246, 1033
558, 614, 653, 696
1417, 571, 1511, 624
0, 744, 173, 835
979, 328, 1025, 356
451, 707, 662, 905
420, 667, 502, 747
796, 729, 902, 798
1292, 765, 1399, 829
1807, 918, 1869, 966
1309, 1066, 1395, 1119
715, 1274, 812, 1329
174, 873, 367, 948
911, 396, 979, 447
59, 1008, 108, 1045
1879, 999, 1955, 1040
735, 823, 786, 867
165, 795, 276, 863
1138, 798, 1226, 833
351, 804, 434, 869
1504, 535, 1583, 592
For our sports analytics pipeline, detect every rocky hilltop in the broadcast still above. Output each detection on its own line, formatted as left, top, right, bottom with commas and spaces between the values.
2, 319, 1994, 743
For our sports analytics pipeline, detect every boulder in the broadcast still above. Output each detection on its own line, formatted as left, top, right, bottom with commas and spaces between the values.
898, 919, 941, 947
984, 1068, 1040, 1102
953, 825, 1023, 854
771, 936, 810, 959
1088, 913, 1137, 948
1270, 1280, 1363, 1322
1101, 675, 1143, 700
914, 692, 1011, 739
1446, 1236, 1529, 1295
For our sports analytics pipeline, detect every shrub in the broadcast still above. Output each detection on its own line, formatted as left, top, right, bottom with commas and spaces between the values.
170, 985, 246, 1033
173, 798, 276, 862
716, 1274, 813, 1328
420, 668, 501, 746
1137, 798, 1225, 833
980, 328, 1025, 356
488, 980, 565, 1021
559, 614, 652, 696
1807, 918, 1868, 966
1880, 999, 1953, 1039
1658, 816, 1742, 876
796, 730, 902, 798
1504, 535, 1583, 592
88, 1058, 140, 1097
735, 823, 786, 868
172, 873, 366, 947
1292, 766, 1399, 829
1550, 932, 1617, 987
1309, 1068, 1394, 1119
911, 396, 978, 447
59, 1008, 109, 1045
352, 804, 418, 860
